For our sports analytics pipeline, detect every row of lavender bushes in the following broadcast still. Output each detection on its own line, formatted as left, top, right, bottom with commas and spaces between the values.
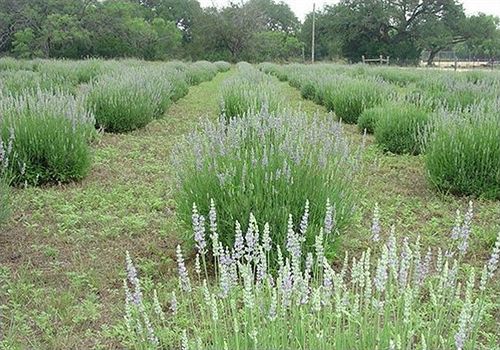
259, 63, 500, 200
0, 59, 230, 222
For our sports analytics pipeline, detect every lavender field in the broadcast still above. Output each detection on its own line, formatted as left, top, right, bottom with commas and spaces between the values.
0, 59, 499, 349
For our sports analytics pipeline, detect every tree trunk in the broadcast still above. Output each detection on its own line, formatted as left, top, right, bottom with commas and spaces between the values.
427, 49, 439, 66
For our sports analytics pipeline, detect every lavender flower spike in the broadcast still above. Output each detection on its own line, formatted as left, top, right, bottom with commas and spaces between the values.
371, 202, 381, 242
176, 245, 192, 293
324, 198, 334, 236
192, 203, 206, 254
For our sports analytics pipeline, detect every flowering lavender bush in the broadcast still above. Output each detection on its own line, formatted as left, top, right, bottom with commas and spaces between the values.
214, 61, 231, 72
85, 67, 174, 133
373, 103, 430, 155
123, 202, 500, 349
173, 109, 360, 261
0, 90, 95, 185
424, 105, 500, 199
220, 62, 284, 118
185, 61, 219, 85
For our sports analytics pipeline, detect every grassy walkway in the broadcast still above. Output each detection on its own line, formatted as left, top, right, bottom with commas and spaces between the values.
0, 69, 234, 349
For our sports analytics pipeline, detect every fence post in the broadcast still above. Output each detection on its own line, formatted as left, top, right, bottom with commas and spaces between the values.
362, 55, 365, 64
380, 55, 383, 64
387, 56, 390, 65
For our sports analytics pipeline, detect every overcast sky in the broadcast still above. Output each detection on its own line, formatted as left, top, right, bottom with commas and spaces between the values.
198, 0, 500, 21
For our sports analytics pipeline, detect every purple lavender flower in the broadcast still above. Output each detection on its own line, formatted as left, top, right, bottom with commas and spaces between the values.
374, 245, 388, 293
458, 201, 473, 255
192, 203, 207, 254
170, 291, 178, 315
324, 199, 334, 236
300, 200, 310, 237
487, 231, 500, 277
125, 251, 143, 305
233, 221, 245, 261
176, 245, 192, 293
245, 214, 258, 261
399, 237, 412, 289
262, 222, 272, 252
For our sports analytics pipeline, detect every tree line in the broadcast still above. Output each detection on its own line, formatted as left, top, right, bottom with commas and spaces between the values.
1, 0, 499, 64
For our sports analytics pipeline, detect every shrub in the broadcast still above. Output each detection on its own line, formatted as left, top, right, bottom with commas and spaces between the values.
186, 61, 218, 85
173, 109, 359, 261
323, 78, 387, 123
123, 204, 500, 350
374, 103, 429, 155
220, 63, 283, 118
424, 108, 500, 199
86, 68, 173, 133
214, 61, 231, 72
0, 90, 95, 185
357, 105, 382, 134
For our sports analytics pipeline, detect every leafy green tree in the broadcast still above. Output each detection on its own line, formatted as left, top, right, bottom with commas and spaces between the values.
250, 31, 302, 62
11, 28, 40, 58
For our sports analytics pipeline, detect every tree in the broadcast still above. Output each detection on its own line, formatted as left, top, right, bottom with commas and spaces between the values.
11, 28, 39, 58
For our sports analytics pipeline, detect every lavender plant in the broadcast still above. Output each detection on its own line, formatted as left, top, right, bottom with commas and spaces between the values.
373, 102, 430, 155
173, 108, 359, 260
186, 61, 219, 85
424, 104, 500, 199
219, 62, 284, 118
123, 202, 500, 350
214, 61, 231, 72
0, 89, 95, 185
85, 67, 174, 133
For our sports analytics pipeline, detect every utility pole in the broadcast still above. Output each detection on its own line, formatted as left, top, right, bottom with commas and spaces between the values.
311, 3, 316, 63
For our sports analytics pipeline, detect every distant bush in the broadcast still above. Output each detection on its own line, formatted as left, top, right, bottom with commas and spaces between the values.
186, 61, 218, 85
374, 103, 429, 155
214, 61, 231, 72
220, 63, 283, 118
86, 68, 172, 133
173, 109, 359, 261
323, 78, 387, 123
0, 90, 95, 185
424, 107, 500, 199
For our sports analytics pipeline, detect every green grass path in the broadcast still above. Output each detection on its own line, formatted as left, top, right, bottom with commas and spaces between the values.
0, 69, 234, 349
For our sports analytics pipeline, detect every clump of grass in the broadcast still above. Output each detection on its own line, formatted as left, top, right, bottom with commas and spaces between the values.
0, 90, 95, 185
172, 109, 359, 261
220, 63, 283, 118
85, 68, 172, 133
424, 106, 500, 199
374, 103, 429, 155
123, 203, 500, 350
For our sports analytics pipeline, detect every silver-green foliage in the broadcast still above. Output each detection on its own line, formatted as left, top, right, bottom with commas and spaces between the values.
124, 203, 500, 350
424, 104, 500, 199
173, 109, 359, 260
0, 90, 95, 185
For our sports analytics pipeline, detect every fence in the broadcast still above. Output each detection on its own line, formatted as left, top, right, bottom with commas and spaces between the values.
361, 55, 390, 65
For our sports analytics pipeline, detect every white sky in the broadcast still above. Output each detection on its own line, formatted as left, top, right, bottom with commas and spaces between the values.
198, 0, 500, 21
